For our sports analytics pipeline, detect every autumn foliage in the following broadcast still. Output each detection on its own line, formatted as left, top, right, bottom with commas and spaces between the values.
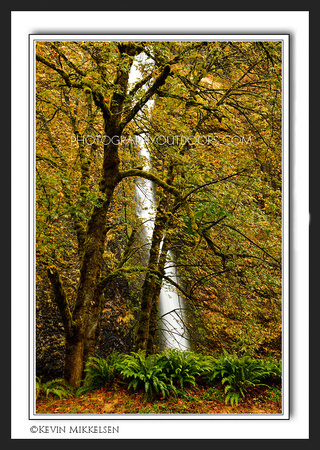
35, 40, 283, 391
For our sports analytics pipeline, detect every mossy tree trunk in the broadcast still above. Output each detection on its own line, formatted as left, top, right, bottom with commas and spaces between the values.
39, 43, 173, 387
134, 202, 169, 351
135, 169, 175, 352
47, 135, 121, 387
146, 232, 171, 354
145, 196, 179, 354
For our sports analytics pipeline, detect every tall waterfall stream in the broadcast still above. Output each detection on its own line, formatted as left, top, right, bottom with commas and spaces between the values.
129, 54, 189, 350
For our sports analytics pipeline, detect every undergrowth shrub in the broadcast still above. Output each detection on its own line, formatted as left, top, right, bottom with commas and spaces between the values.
117, 350, 175, 399
70, 349, 281, 404
76, 352, 123, 397
156, 349, 212, 390
36, 378, 74, 400
259, 357, 282, 382
206, 351, 282, 406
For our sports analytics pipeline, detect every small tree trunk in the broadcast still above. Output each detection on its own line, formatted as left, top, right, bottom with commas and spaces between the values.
83, 293, 104, 366
135, 195, 170, 351
146, 229, 171, 353
63, 292, 104, 387
64, 334, 85, 388
134, 273, 157, 351
146, 288, 160, 354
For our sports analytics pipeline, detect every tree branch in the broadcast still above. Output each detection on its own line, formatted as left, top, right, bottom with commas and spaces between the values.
182, 169, 248, 202
120, 65, 171, 131
36, 54, 81, 88
118, 168, 181, 197
47, 267, 73, 336
222, 224, 281, 264
36, 53, 112, 122
128, 72, 153, 98
156, 89, 223, 121
171, 169, 248, 214
96, 265, 192, 302
215, 60, 262, 108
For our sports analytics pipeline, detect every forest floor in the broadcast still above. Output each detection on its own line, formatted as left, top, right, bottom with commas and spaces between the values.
36, 381, 282, 415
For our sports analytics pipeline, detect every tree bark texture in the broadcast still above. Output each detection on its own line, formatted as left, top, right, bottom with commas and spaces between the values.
39, 43, 173, 387
135, 194, 172, 352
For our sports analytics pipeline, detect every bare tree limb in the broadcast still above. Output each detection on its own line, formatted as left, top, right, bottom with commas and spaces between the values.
120, 65, 171, 131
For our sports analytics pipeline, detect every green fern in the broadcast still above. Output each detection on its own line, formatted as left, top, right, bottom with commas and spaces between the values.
76, 352, 123, 396
36, 378, 73, 400
206, 351, 281, 405
156, 349, 211, 390
117, 350, 174, 399
225, 390, 241, 407
259, 357, 282, 381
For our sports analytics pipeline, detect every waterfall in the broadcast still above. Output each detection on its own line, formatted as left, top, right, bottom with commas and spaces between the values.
158, 250, 189, 350
129, 54, 189, 351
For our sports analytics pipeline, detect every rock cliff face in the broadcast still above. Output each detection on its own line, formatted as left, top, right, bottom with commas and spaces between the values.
36, 293, 65, 381
36, 272, 135, 382
95, 275, 135, 358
